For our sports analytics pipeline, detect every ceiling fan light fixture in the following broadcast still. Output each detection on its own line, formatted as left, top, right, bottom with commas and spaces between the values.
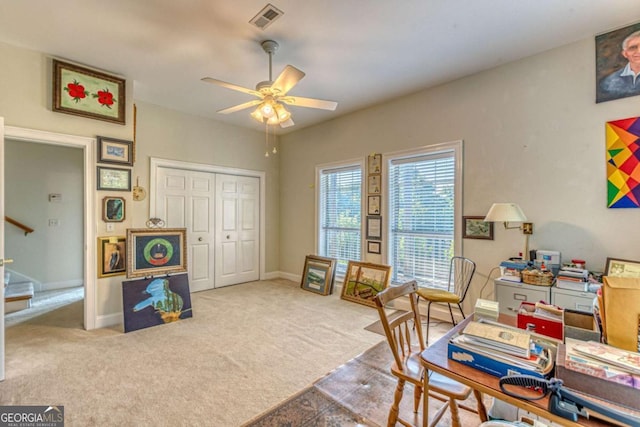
260, 101, 275, 118
250, 107, 264, 122
274, 103, 290, 122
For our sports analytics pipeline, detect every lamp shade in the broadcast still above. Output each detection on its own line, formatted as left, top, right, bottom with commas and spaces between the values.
484, 203, 527, 222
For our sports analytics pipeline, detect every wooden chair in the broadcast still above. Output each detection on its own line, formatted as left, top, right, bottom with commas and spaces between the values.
416, 256, 476, 345
373, 280, 478, 427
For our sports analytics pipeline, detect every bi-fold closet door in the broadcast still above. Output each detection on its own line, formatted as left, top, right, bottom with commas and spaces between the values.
155, 167, 259, 292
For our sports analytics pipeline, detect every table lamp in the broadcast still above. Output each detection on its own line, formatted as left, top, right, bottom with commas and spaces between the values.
484, 203, 533, 260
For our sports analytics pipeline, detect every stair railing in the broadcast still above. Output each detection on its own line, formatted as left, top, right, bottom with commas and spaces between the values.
4, 216, 34, 236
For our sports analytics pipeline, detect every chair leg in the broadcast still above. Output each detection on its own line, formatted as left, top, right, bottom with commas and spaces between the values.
426, 301, 433, 345
413, 382, 423, 413
449, 400, 462, 427
447, 303, 456, 326
457, 303, 466, 320
388, 378, 405, 427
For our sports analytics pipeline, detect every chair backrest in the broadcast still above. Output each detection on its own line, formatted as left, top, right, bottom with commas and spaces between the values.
373, 280, 424, 370
447, 256, 476, 303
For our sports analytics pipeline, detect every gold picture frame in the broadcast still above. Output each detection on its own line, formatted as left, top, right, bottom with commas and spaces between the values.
126, 228, 188, 278
340, 261, 391, 308
97, 236, 126, 278
300, 255, 337, 295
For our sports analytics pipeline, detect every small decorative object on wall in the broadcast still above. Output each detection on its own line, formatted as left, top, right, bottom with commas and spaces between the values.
366, 216, 382, 240
596, 22, 640, 103
368, 174, 381, 195
605, 257, 640, 278
132, 177, 147, 201
52, 59, 125, 124
606, 116, 640, 208
300, 255, 337, 295
341, 261, 391, 308
145, 218, 165, 228
102, 196, 125, 222
368, 153, 382, 174
368, 195, 381, 215
97, 166, 131, 191
97, 136, 133, 166
367, 241, 381, 254
122, 273, 193, 333
462, 216, 494, 240
97, 236, 126, 278
126, 228, 187, 278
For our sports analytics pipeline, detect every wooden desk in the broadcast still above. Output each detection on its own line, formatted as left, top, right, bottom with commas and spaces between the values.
420, 316, 614, 427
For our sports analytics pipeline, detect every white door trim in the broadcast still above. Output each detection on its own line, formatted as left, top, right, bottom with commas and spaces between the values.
5, 126, 96, 330
150, 157, 266, 281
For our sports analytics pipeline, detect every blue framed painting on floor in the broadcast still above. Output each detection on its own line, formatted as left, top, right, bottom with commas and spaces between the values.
122, 273, 193, 333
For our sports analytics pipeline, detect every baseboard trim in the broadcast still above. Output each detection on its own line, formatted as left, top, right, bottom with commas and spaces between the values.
95, 312, 122, 329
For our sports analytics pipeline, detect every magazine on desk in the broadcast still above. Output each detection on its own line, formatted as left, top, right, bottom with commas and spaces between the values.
462, 320, 532, 358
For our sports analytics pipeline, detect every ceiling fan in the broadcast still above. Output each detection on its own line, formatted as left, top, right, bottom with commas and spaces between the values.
202, 40, 338, 128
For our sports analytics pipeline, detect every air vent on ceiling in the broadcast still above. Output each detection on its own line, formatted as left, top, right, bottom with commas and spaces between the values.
249, 4, 284, 30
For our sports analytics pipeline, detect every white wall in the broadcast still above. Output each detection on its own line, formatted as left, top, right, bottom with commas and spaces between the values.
5, 140, 83, 289
279, 37, 640, 310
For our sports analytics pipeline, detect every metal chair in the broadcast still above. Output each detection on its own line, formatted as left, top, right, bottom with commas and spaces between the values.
416, 256, 476, 345
373, 280, 477, 427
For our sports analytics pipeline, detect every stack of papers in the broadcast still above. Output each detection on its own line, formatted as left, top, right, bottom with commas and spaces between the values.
462, 320, 531, 358
556, 267, 589, 291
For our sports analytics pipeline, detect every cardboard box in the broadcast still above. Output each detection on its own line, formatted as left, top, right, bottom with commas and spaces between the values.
517, 301, 564, 341
556, 343, 640, 410
564, 309, 600, 342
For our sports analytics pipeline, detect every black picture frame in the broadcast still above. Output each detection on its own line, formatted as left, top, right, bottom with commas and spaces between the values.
97, 136, 134, 166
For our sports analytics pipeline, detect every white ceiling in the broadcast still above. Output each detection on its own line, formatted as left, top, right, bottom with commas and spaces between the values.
0, 1, 639, 134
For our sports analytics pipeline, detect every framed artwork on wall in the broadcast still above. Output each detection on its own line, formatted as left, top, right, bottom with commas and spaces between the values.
366, 216, 382, 240
606, 116, 640, 208
97, 166, 131, 191
97, 236, 126, 278
368, 195, 381, 215
367, 241, 381, 254
340, 261, 391, 308
52, 59, 126, 124
462, 216, 494, 240
102, 196, 125, 222
605, 257, 640, 278
368, 153, 382, 174
97, 136, 133, 166
300, 255, 337, 295
126, 228, 187, 278
595, 22, 640, 103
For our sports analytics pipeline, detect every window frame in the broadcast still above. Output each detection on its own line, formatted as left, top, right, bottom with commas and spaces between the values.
382, 140, 463, 286
315, 158, 365, 278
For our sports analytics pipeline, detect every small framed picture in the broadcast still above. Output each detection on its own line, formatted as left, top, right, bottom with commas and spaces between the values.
605, 257, 640, 278
368, 195, 381, 215
97, 136, 133, 166
368, 175, 381, 194
102, 196, 125, 222
367, 241, 381, 254
126, 228, 188, 278
300, 255, 337, 296
368, 153, 382, 174
366, 216, 382, 240
97, 166, 131, 191
97, 236, 126, 278
462, 216, 494, 240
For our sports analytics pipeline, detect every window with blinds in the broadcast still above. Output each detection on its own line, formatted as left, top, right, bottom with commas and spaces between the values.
318, 164, 362, 275
388, 150, 456, 289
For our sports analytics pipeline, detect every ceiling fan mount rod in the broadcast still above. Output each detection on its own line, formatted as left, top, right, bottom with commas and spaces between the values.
261, 40, 279, 81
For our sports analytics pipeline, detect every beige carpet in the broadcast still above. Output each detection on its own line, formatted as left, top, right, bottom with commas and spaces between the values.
2, 279, 385, 426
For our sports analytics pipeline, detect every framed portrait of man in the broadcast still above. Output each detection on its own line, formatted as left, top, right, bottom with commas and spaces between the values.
596, 22, 640, 103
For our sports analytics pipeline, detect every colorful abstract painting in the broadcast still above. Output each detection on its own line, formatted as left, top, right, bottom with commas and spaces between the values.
122, 273, 193, 333
606, 116, 640, 208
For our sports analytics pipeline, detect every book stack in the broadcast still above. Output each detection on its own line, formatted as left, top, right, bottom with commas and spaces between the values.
555, 266, 589, 291
499, 260, 529, 283
448, 319, 556, 378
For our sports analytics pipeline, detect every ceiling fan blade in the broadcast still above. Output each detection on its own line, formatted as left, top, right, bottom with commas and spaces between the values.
271, 65, 305, 95
280, 118, 295, 128
280, 96, 338, 111
201, 77, 262, 97
217, 100, 262, 114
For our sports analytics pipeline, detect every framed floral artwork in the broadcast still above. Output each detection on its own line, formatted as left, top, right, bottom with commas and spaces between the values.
52, 59, 126, 124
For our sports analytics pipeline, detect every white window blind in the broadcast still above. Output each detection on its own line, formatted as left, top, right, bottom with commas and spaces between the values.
319, 165, 362, 274
388, 151, 456, 289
